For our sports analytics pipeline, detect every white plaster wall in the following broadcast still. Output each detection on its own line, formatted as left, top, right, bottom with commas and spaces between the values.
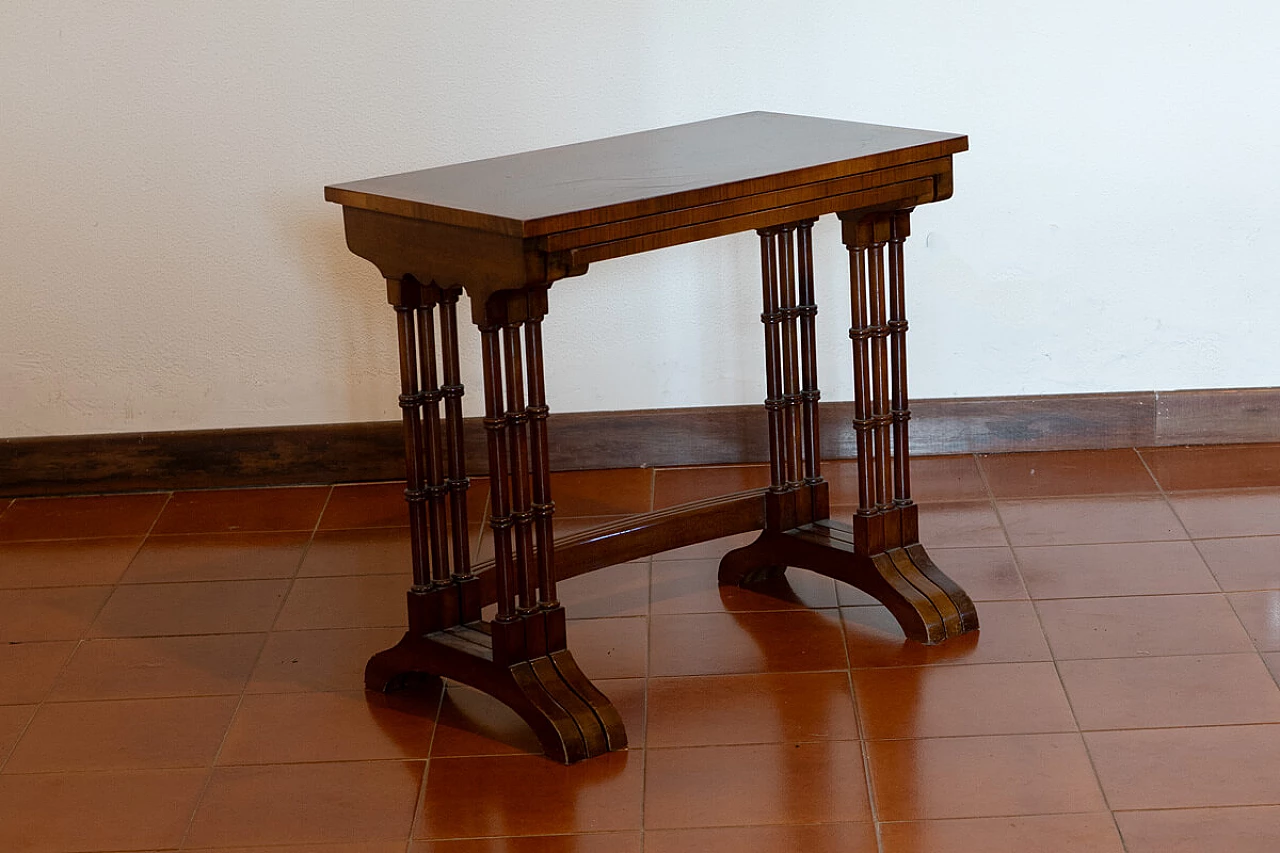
3, 1, 1278, 438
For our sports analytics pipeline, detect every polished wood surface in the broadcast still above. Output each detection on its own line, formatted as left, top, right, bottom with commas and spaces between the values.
328, 112, 976, 762
325, 112, 966, 238
331, 116, 964, 324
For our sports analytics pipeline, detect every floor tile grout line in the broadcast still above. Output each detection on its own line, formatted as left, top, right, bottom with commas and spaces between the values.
0, 530, 321, 551
171, 484, 336, 850
641, 510, 664, 838
1079, 729, 1130, 851
830, 721, 1280, 744
874, 810, 1135, 823
1132, 446, 1159, 490
967, 535, 1194, 549
878, 809, 1141, 827
1107, 802, 1280, 814
7, 691, 259, 712
0, 754, 469, 775
981, 487, 1169, 502
1006, 538, 1253, 552
406, 686, 444, 849
411, 829, 645, 844
909, 486, 1280, 507
638, 500, 654, 843
1129, 445, 1162, 492
836, 651, 1278, 674
1188, 530, 1280, 543
967, 451, 994, 504
1004, 590, 1250, 603
415, 585, 447, 840
1137, 446, 1270, 660
23, 574, 331, 594
0, 704, 38, 776
0, 492, 182, 776
974, 448, 1126, 838
1078, 449, 1182, 850
969, 452, 1038, 626
847, 647, 1265, 667
636, 708, 648, 842
1076, 720, 1280, 737
3, 752, 649, 776
1158, 482, 1280, 495
838, 604, 884, 848
885, 489, 1165, 509
1225, 594, 1276, 658
1135, 448, 1226, 593
19, 627, 410, 642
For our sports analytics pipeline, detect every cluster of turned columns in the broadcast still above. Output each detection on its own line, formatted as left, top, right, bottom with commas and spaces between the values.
477, 288, 562, 663
757, 219, 823, 494
387, 277, 480, 633
755, 210, 918, 547
388, 279, 562, 661
841, 209, 915, 518
386, 209, 921, 646
380, 280, 625, 761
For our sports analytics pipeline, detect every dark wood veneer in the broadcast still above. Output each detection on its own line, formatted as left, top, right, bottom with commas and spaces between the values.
324, 112, 965, 238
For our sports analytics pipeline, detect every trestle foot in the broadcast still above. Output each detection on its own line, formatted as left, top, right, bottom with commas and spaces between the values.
718, 522, 978, 645
365, 626, 625, 764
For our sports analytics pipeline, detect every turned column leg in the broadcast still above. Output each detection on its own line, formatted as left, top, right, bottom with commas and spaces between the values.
386, 277, 464, 634
438, 289, 480, 623
480, 287, 562, 665
848, 214, 897, 548
368, 281, 626, 763
392, 291, 430, 597
481, 289, 625, 758
518, 290, 627, 751
524, 314, 557, 610
882, 211, 979, 632
887, 212, 911, 510
759, 220, 826, 511
759, 226, 787, 492
796, 221, 824, 493
720, 219, 828, 584
838, 209, 978, 639
722, 211, 977, 644
367, 276, 482, 684
480, 321, 522, 653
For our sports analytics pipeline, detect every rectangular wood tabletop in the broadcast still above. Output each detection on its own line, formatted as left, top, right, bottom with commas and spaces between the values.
324, 112, 968, 247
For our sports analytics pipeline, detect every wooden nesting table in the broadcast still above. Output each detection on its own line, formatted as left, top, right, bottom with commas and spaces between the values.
325, 112, 978, 763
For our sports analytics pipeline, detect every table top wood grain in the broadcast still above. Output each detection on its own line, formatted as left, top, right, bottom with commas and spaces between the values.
324, 112, 967, 242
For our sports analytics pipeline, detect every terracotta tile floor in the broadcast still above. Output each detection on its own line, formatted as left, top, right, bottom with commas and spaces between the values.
1, 444, 1280, 850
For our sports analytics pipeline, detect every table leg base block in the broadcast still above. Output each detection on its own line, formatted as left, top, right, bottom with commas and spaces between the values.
718, 524, 978, 645
364, 628, 625, 763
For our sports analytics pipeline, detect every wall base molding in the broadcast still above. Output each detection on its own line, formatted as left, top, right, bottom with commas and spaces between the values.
2, 388, 1278, 497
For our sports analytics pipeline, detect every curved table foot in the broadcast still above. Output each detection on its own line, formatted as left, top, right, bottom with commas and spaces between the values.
718, 522, 978, 645
365, 627, 626, 763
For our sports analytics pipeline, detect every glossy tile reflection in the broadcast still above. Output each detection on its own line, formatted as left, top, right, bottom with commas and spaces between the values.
0, 444, 1278, 851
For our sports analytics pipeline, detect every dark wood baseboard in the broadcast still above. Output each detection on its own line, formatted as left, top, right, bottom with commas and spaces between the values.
3, 387, 1278, 497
